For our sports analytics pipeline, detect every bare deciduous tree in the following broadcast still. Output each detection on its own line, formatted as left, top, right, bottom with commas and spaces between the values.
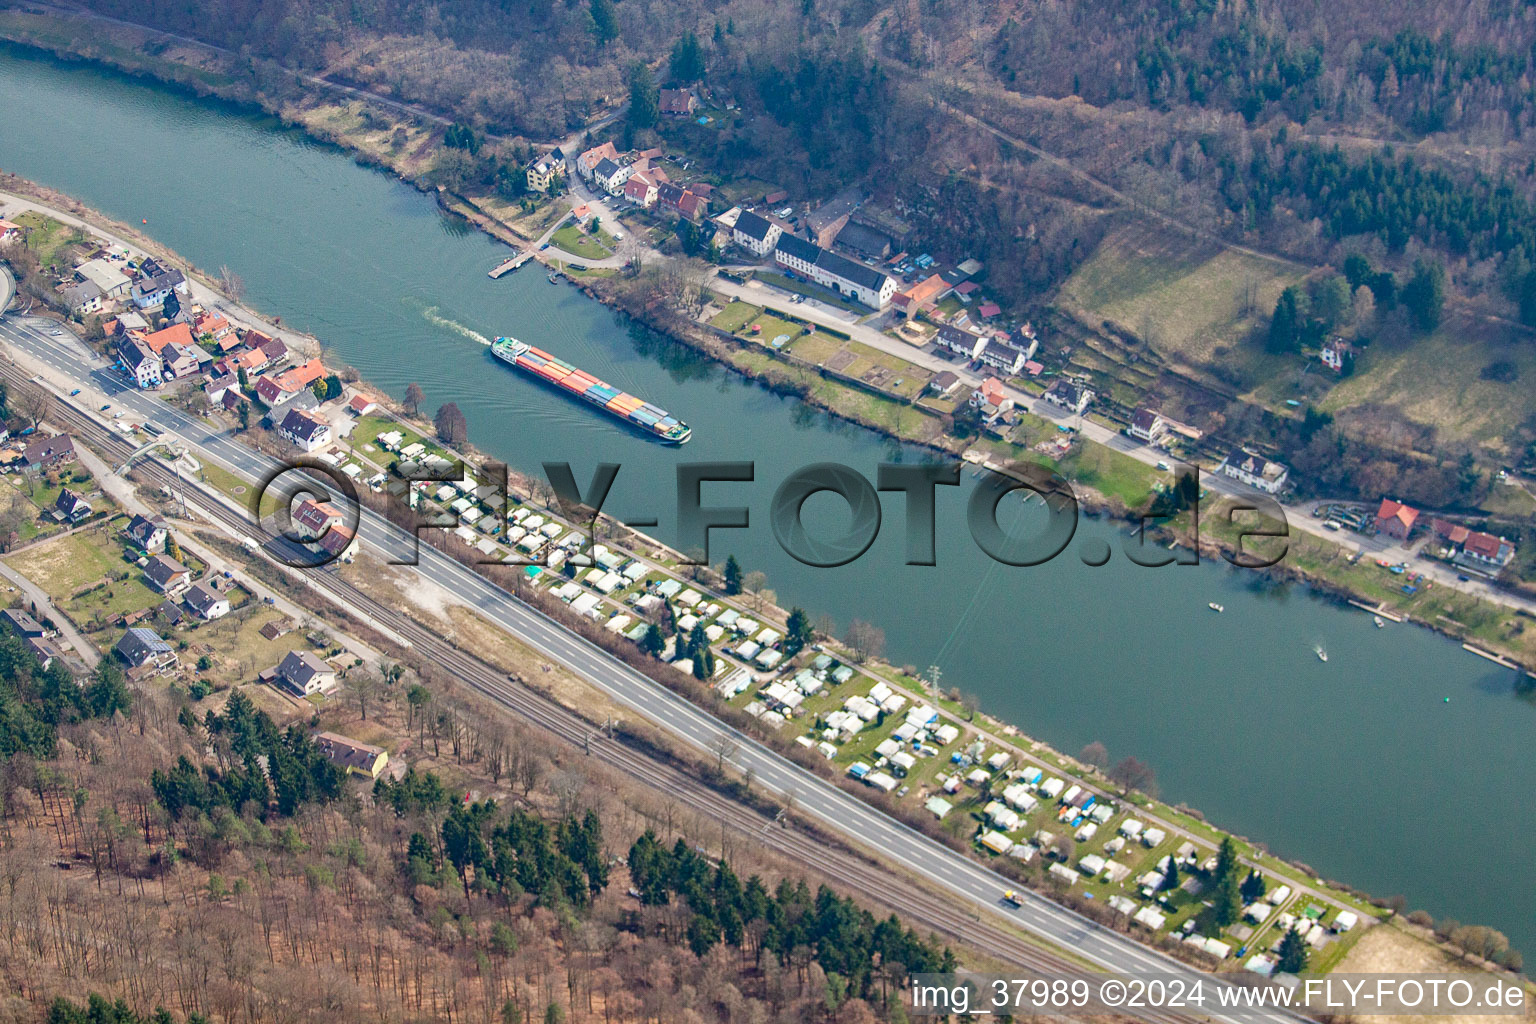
843, 620, 885, 663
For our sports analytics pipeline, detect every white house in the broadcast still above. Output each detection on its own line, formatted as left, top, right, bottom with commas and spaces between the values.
1321, 337, 1352, 372
771, 233, 896, 308
117, 337, 163, 389
263, 650, 337, 696
1044, 378, 1094, 416
591, 158, 633, 196
1129, 406, 1166, 443
732, 210, 782, 257
277, 407, 332, 453
184, 581, 231, 620
1220, 449, 1289, 494
935, 323, 986, 360
976, 337, 1029, 375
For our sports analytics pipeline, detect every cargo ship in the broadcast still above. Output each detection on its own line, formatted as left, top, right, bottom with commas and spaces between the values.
491, 337, 691, 444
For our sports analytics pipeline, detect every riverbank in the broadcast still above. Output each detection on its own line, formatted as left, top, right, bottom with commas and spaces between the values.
3, 22, 1534, 672
0, 179, 1419, 962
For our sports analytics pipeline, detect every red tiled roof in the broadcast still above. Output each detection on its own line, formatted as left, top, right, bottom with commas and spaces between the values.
1464, 531, 1504, 559
1376, 498, 1418, 530
142, 322, 193, 354
978, 302, 1002, 318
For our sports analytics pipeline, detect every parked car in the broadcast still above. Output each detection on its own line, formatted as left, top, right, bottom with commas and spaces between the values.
69, 389, 81, 396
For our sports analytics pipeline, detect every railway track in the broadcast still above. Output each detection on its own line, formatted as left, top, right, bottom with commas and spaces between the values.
15, 367, 1219, 1022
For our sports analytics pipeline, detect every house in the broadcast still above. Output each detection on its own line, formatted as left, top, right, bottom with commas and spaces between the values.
623, 171, 658, 207
732, 210, 782, 257
1, 608, 46, 638
969, 377, 1014, 420
162, 344, 201, 380
976, 336, 1029, 376
313, 731, 389, 778
75, 258, 132, 300
261, 649, 337, 696
771, 233, 897, 308
892, 274, 949, 317
193, 310, 232, 339
26, 636, 66, 671
592, 158, 633, 196
525, 153, 560, 192
977, 301, 1003, 319
21, 434, 76, 470
1458, 530, 1515, 572
574, 141, 619, 180
59, 280, 105, 315
318, 524, 360, 563
657, 183, 705, 220
217, 347, 268, 378
347, 393, 378, 416
114, 627, 177, 670
928, 370, 962, 397
1044, 378, 1094, 416
117, 336, 164, 389
834, 220, 892, 260
1374, 498, 1419, 541
935, 324, 986, 360
1431, 518, 1515, 572
204, 372, 239, 405
141, 322, 193, 355
292, 498, 344, 537
659, 88, 698, 116
277, 407, 332, 453
1220, 449, 1289, 494
256, 357, 326, 406
129, 257, 188, 309
1129, 407, 1166, 444
256, 335, 289, 364
1321, 337, 1353, 372
143, 554, 191, 594
123, 513, 168, 553
53, 488, 92, 523
805, 187, 862, 247
0, 218, 20, 243
657, 183, 707, 221
184, 580, 230, 620
114, 312, 148, 335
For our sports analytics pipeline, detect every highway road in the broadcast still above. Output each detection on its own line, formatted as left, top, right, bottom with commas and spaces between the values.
0, 312, 1309, 1023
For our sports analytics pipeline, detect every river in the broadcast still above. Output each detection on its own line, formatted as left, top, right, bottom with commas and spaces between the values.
1, 42, 1531, 956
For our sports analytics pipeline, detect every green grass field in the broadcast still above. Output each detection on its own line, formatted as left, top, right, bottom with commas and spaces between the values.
709, 301, 762, 334
1057, 225, 1304, 371
1318, 313, 1536, 454
550, 224, 611, 260
13, 211, 86, 269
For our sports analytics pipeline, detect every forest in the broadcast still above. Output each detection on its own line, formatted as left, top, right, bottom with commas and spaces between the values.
0, 638, 947, 1024
42, 0, 1536, 323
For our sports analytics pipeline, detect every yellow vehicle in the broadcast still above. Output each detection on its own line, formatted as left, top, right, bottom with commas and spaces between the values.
1002, 889, 1022, 907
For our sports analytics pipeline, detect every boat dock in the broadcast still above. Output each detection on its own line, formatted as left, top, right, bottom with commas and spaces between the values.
1348, 599, 1404, 623
488, 252, 533, 278
1462, 643, 1519, 669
